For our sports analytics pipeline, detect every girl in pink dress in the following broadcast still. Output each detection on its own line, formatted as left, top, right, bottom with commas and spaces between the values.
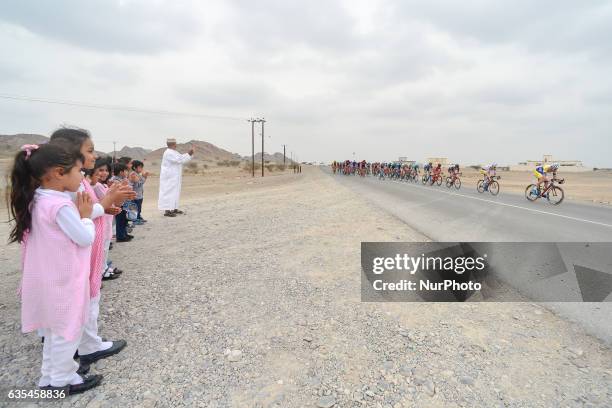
9, 142, 103, 393
89, 157, 122, 279
49, 128, 134, 368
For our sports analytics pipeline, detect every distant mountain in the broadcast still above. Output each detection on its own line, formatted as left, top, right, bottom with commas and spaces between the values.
112, 146, 151, 161
249, 152, 295, 164
145, 140, 242, 162
0, 134, 49, 157
0, 135, 236, 161
0, 134, 270, 167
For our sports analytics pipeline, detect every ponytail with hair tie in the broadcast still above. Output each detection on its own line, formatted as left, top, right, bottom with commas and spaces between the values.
20, 144, 40, 160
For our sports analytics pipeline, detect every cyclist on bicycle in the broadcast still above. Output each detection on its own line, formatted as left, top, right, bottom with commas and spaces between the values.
480, 163, 497, 190
534, 162, 560, 195
432, 163, 442, 182
449, 164, 460, 181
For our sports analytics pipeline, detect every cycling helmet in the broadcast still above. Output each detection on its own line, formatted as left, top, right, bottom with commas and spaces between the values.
490, 163, 497, 168
550, 162, 560, 170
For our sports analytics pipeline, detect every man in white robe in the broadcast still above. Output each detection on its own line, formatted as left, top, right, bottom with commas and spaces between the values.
157, 138, 194, 217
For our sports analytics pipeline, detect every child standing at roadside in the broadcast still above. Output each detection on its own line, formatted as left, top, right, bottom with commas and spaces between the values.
88, 157, 123, 280
8, 142, 103, 394
129, 160, 148, 224
109, 163, 131, 242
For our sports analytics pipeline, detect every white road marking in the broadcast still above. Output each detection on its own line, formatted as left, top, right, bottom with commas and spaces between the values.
364, 177, 612, 229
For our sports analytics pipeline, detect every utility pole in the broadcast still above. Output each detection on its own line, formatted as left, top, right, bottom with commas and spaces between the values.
251, 119, 255, 177
248, 117, 266, 177
282, 144, 286, 167
261, 118, 266, 177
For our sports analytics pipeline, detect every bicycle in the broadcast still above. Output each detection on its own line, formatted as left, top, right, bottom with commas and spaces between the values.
446, 173, 462, 189
525, 178, 565, 205
477, 175, 500, 196
430, 172, 443, 186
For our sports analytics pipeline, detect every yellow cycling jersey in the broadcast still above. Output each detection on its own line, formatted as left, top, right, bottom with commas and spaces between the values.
534, 164, 555, 178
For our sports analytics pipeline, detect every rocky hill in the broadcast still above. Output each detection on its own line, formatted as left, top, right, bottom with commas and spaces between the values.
249, 152, 295, 165
0, 134, 50, 157
0, 134, 289, 166
114, 146, 151, 161
145, 140, 242, 163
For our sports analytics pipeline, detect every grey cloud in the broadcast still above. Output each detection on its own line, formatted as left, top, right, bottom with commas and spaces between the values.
390, 0, 612, 56
585, 90, 612, 105
474, 84, 540, 106
0, 0, 199, 54
0, 63, 26, 84
178, 82, 279, 109
87, 61, 140, 86
221, 0, 360, 53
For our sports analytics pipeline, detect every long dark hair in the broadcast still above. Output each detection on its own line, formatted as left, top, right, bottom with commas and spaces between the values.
49, 127, 91, 147
7, 141, 83, 243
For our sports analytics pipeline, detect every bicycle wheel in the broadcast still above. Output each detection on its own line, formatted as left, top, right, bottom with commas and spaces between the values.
436, 176, 442, 186
489, 181, 499, 196
547, 186, 564, 205
525, 184, 539, 201
454, 178, 461, 189
422, 175, 427, 185
477, 180, 484, 193
445, 177, 452, 188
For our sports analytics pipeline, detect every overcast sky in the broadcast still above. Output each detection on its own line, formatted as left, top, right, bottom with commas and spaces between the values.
1, 0, 611, 166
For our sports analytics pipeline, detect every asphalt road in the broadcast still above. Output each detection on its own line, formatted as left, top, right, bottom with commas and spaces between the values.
326, 168, 612, 344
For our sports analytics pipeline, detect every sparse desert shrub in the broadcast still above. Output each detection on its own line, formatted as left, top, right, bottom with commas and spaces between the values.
218, 160, 236, 167
265, 164, 275, 172
242, 163, 262, 172
229, 160, 240, 167
185, 161, 199, 173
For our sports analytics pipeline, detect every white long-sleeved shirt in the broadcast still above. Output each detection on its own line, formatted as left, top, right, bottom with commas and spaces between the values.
68, 181, 104, 220
35, 188, 95, 247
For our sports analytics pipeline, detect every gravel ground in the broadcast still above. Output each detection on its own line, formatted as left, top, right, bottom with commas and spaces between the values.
0, 167, 611, 407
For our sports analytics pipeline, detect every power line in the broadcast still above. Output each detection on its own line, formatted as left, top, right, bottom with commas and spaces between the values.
0, 93, 246, 122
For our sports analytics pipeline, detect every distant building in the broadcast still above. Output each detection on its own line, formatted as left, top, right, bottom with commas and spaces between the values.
398, 157, 415, 165
510, 155, 591, 172
425, 157, 448, 166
